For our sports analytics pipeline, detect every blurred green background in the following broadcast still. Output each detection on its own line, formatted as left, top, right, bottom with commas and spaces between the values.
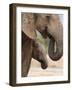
36, 31, 48, 53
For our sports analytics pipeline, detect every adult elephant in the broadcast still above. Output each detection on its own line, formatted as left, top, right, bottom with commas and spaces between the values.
22, 13, 63, 61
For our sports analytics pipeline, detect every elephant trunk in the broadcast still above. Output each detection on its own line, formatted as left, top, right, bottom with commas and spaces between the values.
46, 15, 63, 61
48, 36, 63, 61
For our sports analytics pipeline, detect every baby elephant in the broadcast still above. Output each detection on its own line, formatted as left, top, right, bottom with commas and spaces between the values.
32, 41, 48, 69
22, 31, 48, 77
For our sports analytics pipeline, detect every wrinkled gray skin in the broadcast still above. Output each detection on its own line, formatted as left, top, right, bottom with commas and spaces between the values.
23, 13, 63, 61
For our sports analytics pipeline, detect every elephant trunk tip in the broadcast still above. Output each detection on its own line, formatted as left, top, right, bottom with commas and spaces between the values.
41, 62, 48, 69
48, 38, 63, 61
49, 52, 63, 61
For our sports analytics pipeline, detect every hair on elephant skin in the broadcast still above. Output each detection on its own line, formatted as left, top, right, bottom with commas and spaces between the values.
22, 31, 48, 77
22, 13, 63, 61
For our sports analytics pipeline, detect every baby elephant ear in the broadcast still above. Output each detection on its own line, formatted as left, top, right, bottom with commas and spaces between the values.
21, 13, 37, 40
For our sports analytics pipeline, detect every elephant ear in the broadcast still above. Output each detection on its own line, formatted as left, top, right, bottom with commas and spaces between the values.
21, 13, 37, 40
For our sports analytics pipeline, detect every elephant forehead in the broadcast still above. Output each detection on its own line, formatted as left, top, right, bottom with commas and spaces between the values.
21, 13, 37, 40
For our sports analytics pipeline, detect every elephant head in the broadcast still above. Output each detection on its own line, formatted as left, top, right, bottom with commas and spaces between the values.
22, 13, 63, 61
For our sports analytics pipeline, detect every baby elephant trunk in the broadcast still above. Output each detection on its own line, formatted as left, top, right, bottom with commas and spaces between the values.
32, 41, 48, 69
